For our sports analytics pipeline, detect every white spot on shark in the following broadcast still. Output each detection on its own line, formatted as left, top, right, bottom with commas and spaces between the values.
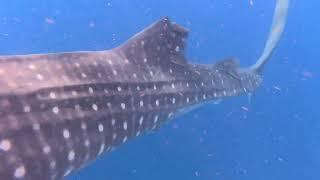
139, 116, 144, 125
36, 74, 44, 80
121, 103, 126, 109
92, 104, 98, 111
68, 150, 75, 161
14, 165, 26, 178
0, 139, 11, 151
43, 145, 51, 154
63, 129, 70, 139
123, 121, 128, 130
52, 106, 59, 114
98, 124, 104, 132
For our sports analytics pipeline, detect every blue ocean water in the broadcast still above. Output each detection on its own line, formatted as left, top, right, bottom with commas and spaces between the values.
0, 0, 318, 180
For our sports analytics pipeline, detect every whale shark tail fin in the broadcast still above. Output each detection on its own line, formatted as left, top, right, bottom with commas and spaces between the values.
249, 0, 290, 74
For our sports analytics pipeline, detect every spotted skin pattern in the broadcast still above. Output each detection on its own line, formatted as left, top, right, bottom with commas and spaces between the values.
0, 18, 263, 180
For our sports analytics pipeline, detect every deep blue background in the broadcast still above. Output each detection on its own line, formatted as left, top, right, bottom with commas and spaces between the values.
0, 0, 318, 179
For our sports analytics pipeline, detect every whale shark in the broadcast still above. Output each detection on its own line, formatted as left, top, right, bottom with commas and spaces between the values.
0, 0, 289, 179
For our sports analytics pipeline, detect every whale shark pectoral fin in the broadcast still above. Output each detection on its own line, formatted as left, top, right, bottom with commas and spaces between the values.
117, 17, 189, 68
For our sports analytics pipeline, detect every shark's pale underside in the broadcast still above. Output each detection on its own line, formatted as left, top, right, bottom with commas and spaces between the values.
0, 0, 289, 179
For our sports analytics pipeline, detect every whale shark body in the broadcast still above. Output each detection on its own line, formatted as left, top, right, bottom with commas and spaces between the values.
0, 0, 289, 179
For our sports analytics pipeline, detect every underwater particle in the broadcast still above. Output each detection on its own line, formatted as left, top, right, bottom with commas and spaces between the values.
264, 159, 270, 164
277, 157, 284, 162
112, 33, 117, 41
249, 0, 254, 6
236, 168, 248, 175
131, 169, 137, 174
301, 70, 313, 79
45, 17, 55, 24
144, 8, 152, 16
172, 123, 179, 129
199, 137, 204, 143
12, 17, 21, 24
203, 129, 207, 135
273, 85, 282, 91
89, 21, 95, 28
241, 106, 249, 112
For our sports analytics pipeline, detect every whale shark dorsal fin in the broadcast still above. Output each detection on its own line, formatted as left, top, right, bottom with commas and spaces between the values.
117, 17, 189, 67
